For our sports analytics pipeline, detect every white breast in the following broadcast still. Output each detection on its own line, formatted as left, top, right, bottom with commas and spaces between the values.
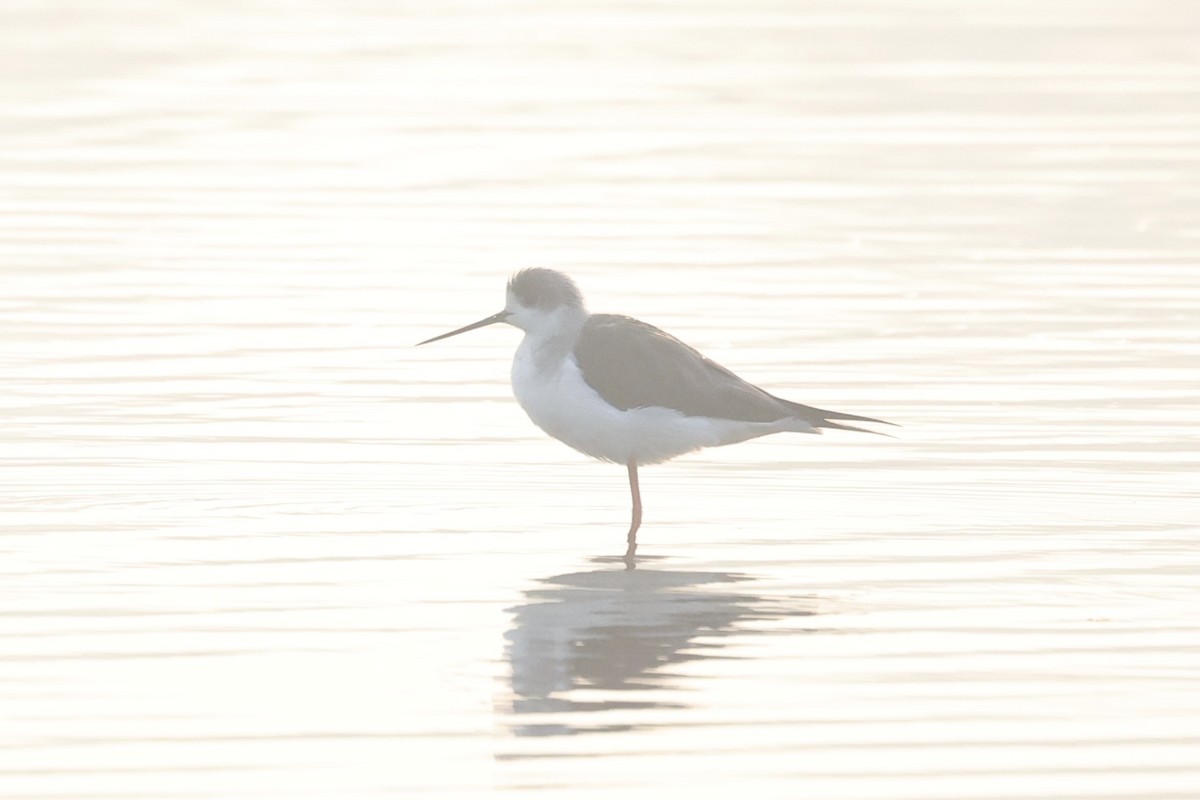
510, 339, 788, 465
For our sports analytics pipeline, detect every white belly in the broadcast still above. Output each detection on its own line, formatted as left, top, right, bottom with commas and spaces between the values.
511, 344, 788, 465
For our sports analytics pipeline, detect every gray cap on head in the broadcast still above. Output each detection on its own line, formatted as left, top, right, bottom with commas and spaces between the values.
507, 268, 585, 311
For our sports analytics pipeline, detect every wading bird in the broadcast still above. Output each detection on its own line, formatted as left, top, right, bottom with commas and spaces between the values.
419, 269, 892, 566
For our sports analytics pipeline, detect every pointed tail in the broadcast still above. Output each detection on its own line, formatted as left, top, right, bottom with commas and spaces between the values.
779, 399, 898, 437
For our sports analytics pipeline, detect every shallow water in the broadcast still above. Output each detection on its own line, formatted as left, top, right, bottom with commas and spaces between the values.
3, 1, 1199, 798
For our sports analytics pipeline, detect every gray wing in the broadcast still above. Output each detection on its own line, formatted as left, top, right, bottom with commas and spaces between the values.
573, 314, 792, 422
574, 314, 895, 432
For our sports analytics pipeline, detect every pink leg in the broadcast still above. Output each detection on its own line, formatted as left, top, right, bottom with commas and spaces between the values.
624, 458, 642, 567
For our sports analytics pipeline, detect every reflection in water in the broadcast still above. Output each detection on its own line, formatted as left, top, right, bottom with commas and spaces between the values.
504, 566, 814, 736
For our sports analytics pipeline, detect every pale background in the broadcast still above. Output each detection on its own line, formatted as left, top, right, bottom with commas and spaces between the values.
2, 1, 1198, 799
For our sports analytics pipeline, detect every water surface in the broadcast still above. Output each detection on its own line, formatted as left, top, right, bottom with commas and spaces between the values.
2, 1, 1198, 798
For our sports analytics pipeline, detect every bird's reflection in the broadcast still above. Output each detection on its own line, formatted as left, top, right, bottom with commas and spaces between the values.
503, 564, 814, 736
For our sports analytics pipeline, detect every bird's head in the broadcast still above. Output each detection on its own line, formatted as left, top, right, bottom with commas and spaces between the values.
417, 268, 587, 346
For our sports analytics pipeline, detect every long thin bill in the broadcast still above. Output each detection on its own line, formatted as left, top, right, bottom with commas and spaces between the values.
416, 310, 509, 345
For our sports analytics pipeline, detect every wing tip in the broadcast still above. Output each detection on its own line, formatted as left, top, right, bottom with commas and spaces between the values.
779, 399, 899, 434
819, 419, 899, 438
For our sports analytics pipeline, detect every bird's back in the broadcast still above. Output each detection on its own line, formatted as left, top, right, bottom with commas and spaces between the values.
574, 314, 892, 434
573, 314, 793, 422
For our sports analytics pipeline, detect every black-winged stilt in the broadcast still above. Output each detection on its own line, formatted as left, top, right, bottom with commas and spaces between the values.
419, 268, 892, 566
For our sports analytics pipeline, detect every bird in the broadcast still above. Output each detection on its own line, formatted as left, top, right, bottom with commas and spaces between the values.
418, 268, 893, 566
